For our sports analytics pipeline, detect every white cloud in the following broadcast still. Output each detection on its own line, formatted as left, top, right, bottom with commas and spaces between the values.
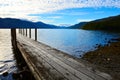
0, 0, 120, 21
39, 19, 55, 24
77, 19, 94, 22
50, 11, 88, 15
47, 16, 62, 19
94, 11, 104, 14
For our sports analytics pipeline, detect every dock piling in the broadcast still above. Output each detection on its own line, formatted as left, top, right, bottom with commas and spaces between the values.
35, 29, 37, 41
29, 28, 31, 38
26, 29, 27, 37
11, 29, 17, 50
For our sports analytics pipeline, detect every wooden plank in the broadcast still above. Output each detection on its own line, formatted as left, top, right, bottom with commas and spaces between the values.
36, 45, 106, 80
18, 37, 81, 80
19, 35, 107, 80
25, 45, 68, 80
17, 43, 43, 80
32, 46, 92, 80
18, 36, 92, 80
17, 34, 110, 80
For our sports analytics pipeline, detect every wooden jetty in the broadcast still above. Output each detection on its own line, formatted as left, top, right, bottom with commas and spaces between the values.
11, 29, 112, 80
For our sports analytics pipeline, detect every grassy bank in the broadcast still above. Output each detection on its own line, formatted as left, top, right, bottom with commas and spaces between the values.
82, 38, 120, 80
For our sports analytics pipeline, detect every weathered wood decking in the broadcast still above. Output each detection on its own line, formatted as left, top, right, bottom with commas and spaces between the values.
17, 34, 111, 80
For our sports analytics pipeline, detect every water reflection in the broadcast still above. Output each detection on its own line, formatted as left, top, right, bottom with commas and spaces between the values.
37, 29, 120, 57
0, 29, 18, 79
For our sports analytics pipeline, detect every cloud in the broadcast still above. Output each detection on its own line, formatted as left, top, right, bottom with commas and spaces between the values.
94, 11, 104, 14
39, 19, 55, 24
50, 11, 88, 16
47, 16, 62, 19
77, 19, 94, 22
0, 0, 120, 21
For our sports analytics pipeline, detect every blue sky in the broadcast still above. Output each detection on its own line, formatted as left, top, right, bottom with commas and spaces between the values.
0, 0, 120, 25
29, 8, 120, 25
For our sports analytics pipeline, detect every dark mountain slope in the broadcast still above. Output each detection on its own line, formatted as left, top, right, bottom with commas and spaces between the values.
82, 15, 120, 31
0, 18, 58, 28
69, 22, 87, 29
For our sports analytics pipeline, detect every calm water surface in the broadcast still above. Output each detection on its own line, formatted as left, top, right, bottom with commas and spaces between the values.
0, 29, 18, 80
30, 29, 120, 57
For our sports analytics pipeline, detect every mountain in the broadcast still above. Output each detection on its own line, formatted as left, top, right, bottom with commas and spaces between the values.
82, 15, 120, 31
0, 18, 59, 28
69, 22, 87, 29
35, 22, 59, 28
1, 15, 119, 30
59, 24, 72, 27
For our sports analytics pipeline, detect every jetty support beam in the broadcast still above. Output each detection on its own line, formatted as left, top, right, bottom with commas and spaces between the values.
11, 29, 17, 50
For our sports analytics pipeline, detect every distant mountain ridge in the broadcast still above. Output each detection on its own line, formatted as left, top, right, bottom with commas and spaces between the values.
82, 15, 120, 31
0, 15, 120, 30
0, 18, 59, 28
59, 24, 72, 27
69, 22, 87, 29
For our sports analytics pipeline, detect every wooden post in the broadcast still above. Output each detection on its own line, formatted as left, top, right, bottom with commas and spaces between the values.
11, 29, 17, 50
35, 28, 37, 41
26, 29, 27, 37
23, 29, 25, 36
18, 29, 20, 33
19, 29, 21, 34
21, 29, 22, 35
20, 29, 22, 34
22, 29, 23, 35
29, 28, 31, 38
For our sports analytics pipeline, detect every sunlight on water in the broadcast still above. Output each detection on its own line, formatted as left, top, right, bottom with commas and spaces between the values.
0, 29, 17, 80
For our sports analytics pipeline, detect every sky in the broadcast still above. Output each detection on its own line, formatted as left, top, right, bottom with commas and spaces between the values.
0, 0, 120, 25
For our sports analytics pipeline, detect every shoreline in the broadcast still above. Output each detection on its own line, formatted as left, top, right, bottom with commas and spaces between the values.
82, 38, 120, 80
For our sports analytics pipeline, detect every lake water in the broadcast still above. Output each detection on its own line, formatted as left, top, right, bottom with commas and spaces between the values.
29, 29, 120, 57
0, 29, 18, 80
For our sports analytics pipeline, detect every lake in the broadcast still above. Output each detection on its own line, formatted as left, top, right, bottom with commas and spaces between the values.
29, 29, 120, 57
0, 29, 18, 80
